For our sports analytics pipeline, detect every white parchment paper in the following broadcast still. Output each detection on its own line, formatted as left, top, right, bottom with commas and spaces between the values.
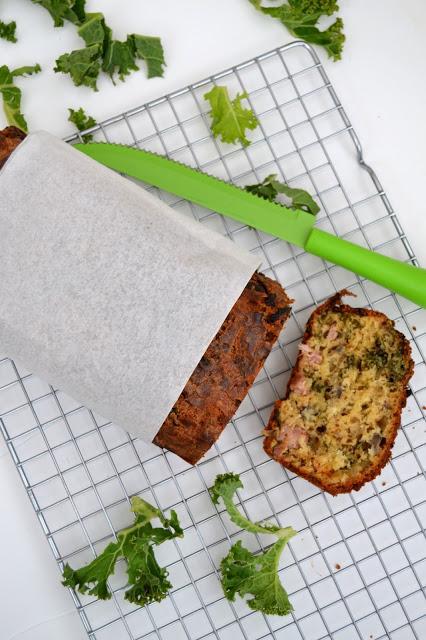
0, 132, 259, 442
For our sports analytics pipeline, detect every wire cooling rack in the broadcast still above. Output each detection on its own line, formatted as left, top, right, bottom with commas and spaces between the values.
1, 41, 426, 640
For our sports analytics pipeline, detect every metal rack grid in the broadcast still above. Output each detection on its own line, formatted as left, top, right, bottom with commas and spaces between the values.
1, 41, 426, 640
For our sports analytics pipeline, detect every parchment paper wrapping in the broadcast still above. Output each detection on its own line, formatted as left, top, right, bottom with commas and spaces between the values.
0, 131, 259, 442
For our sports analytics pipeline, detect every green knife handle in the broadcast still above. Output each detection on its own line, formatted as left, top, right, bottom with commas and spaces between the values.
306, 228, 426, 308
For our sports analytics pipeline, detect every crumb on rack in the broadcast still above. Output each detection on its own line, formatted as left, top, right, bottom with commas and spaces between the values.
335, 563, 341, 570
412, 326, 417, 331
382, 481, 386, 486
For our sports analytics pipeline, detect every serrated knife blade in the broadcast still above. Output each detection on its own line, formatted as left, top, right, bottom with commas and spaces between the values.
75, 142, 426, 308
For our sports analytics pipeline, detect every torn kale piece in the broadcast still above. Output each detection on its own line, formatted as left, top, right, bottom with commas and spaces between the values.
0, 19, 17, 42
68, 106, 96, 142
245, 173, 320, 215
248, 0, 345, 61
62, 496, 183, 606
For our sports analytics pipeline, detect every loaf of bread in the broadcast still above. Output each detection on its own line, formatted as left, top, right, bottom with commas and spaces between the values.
155, 272, 292, 463
264, 290, 414, 494
0, 126, 26, 169
1, 127, 292, 464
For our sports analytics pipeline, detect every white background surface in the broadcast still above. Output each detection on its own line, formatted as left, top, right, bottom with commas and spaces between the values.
1, 1, 426, 638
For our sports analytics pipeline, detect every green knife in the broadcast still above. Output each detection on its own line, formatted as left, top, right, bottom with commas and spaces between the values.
75, 143, 426, 309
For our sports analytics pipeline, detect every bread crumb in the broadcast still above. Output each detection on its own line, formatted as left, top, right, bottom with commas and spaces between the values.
412, 326, 417, 331
422, 406, 426, 411
382, 481, 386, 486
335, 563, 341, 570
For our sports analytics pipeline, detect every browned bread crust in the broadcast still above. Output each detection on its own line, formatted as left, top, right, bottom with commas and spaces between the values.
1, 128, 292, 465
155, 272, 292, 463
0, 126, 26, 169
264, 290, 414, 495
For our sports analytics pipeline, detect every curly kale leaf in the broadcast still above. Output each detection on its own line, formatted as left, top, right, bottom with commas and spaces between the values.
221, 538, 295, 616
68, 107, 96, 142
0, 64, 41, 131
211, 473, 297, 616
62, 496, 183, 606
245, 174, 320, 215
204, 86, 259, 147
249, 0, 345, 61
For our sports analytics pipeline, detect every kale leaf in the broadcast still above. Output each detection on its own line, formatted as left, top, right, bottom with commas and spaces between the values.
78, 12, 105, 46
62, 496, 183, 606
0, 19, 17, 42
245, 173, 320, 215
221, 538, 294, 616
210, 473, 297, 616
0, 64, 41, 131
68, 106, 96, 142
204, 86, 259, 147
55, 45, 102, 90
31, 0, 86, 27
249, 0, 345, 61
33, 4, 166, 89
130, 35, 166, 79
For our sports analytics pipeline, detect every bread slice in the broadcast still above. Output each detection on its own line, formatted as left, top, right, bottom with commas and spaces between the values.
264, 290, 414, 494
